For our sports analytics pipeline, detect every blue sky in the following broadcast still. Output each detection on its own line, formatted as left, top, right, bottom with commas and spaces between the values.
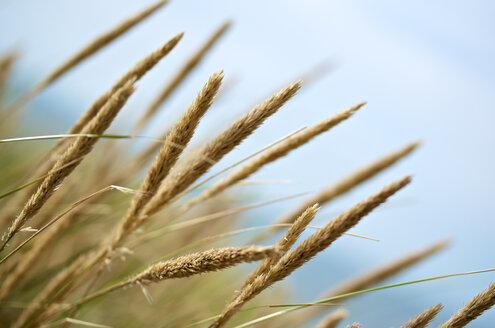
1, 0, 494, 326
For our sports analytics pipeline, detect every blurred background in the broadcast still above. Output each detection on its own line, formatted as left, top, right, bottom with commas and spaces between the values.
1, 0, 494, 326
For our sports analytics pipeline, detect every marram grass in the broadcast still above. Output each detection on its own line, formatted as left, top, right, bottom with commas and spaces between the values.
0, 2, 494, 328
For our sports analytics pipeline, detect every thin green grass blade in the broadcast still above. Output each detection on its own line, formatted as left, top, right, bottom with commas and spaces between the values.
0, 175, 44, 200
185, 268, 495, 327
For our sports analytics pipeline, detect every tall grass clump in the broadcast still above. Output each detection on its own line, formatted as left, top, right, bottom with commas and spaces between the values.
0, 2, 494, 327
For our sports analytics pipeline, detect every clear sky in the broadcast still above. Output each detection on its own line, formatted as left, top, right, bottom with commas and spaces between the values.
1, 0, 494, 326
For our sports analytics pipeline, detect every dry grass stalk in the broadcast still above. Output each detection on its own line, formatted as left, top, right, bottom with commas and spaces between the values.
439, 282, 495, 328
44, 72, 223, 287
0, 81, 136, 252
66, 32, 183, 137
111, 72, 224, 246
37, 32, 181, 169
1, 115, 180, 280
136, 21, 232, 130
177, 126, 307, 201
140, 80, 302, 218
76, 246, 280, 306
400, 304, 443, 328
5, 3, 491, 326
209, 176, 411, 328
178, 102, 365, 213
265, 176, 410, 283
313, 309, 349, 328
0, 157, 86, 237
60, 81, 299, 306
130, 245, 279, 284
13, 134, 164, 268
270, 141, 420, 233
16, 128, 174, 270
107, 129, 171, 184
0, 33, 182, 234
34, 0, 169, 93
56, 72, 223, 303
41, 32, 183, 172
0, 0, 169, 120
12, 255, 88, 328
288, 240, 449, 326
240, 204, 320, 290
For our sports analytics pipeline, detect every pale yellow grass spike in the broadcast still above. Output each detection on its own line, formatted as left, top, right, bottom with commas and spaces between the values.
400, 304, 443, 328
288, 240, 449, 326
141, 81, 302, 218
179, 102, 365, 213
37, 32, 182, 169
67, 32, 183, 136
31, 80, 294, 321
28, 73, 223, 312
92, 88, 305, 242
0, 81, 136, 252
76, 246, 280, 305
136, 21, 232, 130
240, 204, 320, 290
111, 129, 170, 180
87, 128, 178, 197
439, 282, 495, 328
209, 176, 411, 328
12, 256, 88, 328
0, 156, 86, 236
0, 33, 183, 230
60, 72, 222, 317
35, 0, 169, 92
245, 59, 332, 111
111, 71, 224, 248
266, 176, 411, 284
130, 245, 279, 283
313, 309, 349, 328
44, 32, 182, 171
1, 0, 168, 119
177, 126, 307, 201
113, 122, 232, 189
258, 141, 419, 240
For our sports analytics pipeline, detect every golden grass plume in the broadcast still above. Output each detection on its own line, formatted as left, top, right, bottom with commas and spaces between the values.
0, 3, 493, 328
